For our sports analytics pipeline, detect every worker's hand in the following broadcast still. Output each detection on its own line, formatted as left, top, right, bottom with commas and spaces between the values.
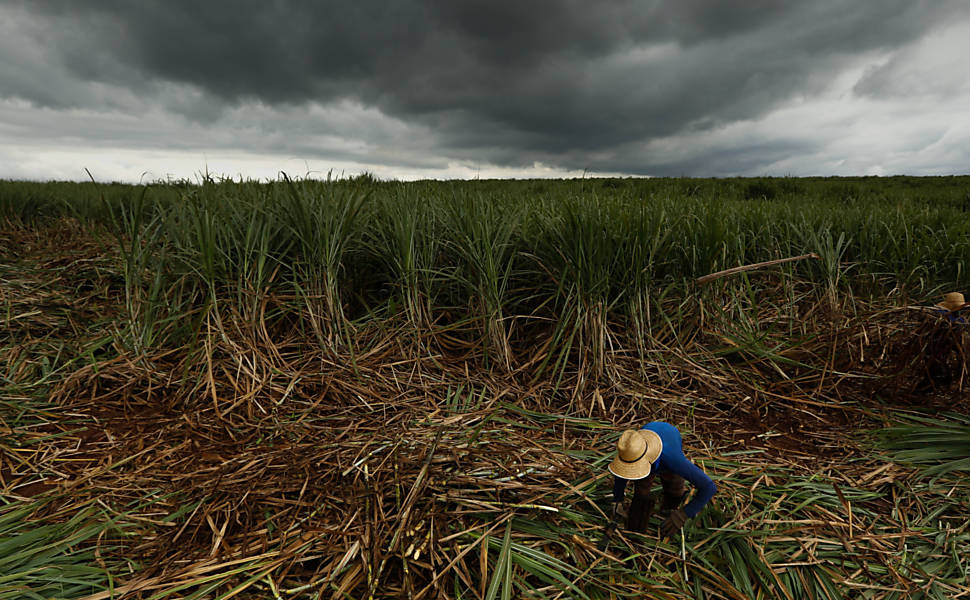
660, 508, 687, 539
611, 502, 621, 523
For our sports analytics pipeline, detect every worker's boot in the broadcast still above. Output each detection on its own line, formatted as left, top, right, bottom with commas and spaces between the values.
627, 475, 655, 533
660, 473, 686, 511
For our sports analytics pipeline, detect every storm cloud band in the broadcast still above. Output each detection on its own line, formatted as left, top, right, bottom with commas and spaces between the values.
2, 1, 969, 179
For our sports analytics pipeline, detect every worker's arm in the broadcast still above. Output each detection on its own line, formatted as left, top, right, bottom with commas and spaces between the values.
612, 476, 628, 503
658, 455, 715, 538
607, 477, 627, 529
667, 455, 717, 519
663, 453, 716, 518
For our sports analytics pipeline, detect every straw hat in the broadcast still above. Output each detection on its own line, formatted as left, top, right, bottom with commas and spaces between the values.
608, 429, 663, 480
936, 292, 969, 312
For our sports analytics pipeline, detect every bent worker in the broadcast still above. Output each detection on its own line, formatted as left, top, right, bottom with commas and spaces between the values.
609, 422, 716, 538
919, 292, 970, 390
933, 291, 969, 325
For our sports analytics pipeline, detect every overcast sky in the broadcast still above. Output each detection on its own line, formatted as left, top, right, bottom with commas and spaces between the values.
2, 1, 969, 182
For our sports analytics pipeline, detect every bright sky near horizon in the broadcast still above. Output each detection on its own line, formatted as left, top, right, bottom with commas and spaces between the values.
1, 1, 969, 182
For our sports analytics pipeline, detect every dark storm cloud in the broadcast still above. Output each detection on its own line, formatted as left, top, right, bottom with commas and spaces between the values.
3, 0, 968, 176
15, 1, 788, 102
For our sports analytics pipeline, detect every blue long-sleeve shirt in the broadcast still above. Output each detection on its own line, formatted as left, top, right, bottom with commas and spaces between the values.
934, 307, 967, 325
612, 421, 716, 518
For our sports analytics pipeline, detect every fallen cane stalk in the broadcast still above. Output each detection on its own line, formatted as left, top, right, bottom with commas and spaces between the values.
695, 253, 821, 286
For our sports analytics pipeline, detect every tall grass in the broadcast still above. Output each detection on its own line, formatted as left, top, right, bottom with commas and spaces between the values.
3, 175, 970, 362
282, 175, 367, 351
367, 185, 443, 333
443, 192, 522, 369
111, 189, 170, 354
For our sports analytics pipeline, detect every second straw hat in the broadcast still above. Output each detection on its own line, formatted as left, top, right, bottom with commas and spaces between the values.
936, 292, 968, 312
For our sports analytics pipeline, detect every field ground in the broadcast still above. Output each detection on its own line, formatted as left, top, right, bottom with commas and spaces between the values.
2, 177, 970, 599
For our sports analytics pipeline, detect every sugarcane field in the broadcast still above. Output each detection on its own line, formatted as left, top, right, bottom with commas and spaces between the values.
1, 175, 969, 599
